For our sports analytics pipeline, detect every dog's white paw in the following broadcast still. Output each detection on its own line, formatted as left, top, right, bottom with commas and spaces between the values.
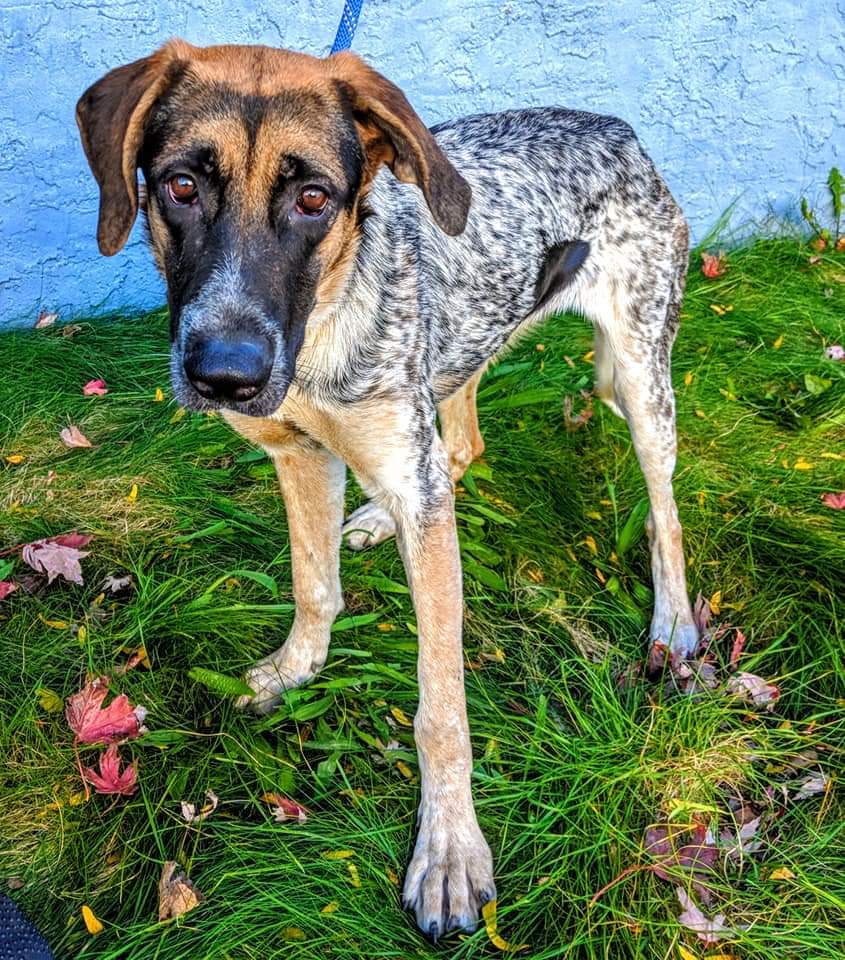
648, 617, 700, 670
403, 812, 495, 940
342, 501, 396, 551
235, 644, 325, 714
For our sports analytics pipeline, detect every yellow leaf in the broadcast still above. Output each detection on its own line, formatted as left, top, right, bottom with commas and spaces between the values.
127, 483, 139, 503
154, 387, 165, 402
170, 407, 186, 424
36, 688, 63, 713
386, 867, 400, 886
697, 490, 706, 507
821, 452, 845, 460
67, 791, 87, 806
390, 706, 412, 726
709, 303, 725, 316
5, 454, 24, 464
773, 334, 784, 349
582, 350, 594, 363
694, 409, 707, 419
482, 900, 529, 952
38, 614, 68, 630
586, 510, 603, 521
793, 458, 813, 470
321, 849, 355, 860
595, 567, 606, 584
347, 862, 361, 888
320, 901, 339, 914
582, 535, 598, 555
377, 622, 394, 632
396, 761, 414, 780
684, 371, 694, 386
678, 947, 698, 960
281, 927, 306, 940
769, 866, 796, 881
709, 591, 722, 615
77, 625, 87, 644
81, 905, 103, 935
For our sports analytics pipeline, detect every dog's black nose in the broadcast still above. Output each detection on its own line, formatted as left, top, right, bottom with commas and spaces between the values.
183, 336, 273, 403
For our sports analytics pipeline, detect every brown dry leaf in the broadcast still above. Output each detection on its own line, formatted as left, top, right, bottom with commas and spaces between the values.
791, 772, 829, 801
261, 792, 309, 823
158, 861, 204, 921
563, 390, 594, 431
726, 672, 780, 711
60, 425, 93, 449
35, 311, 58, 329
180, 790, 219, 824
675, 888, 732, 946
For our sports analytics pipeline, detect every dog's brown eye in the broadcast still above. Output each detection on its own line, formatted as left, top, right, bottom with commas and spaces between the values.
296, 186, 328, 216
167, 174, 198, 205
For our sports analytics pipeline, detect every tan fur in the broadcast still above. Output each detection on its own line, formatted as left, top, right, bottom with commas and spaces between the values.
437, 368, 486, 483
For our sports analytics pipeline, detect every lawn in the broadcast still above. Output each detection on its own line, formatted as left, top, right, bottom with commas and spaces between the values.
0, 237, 843, 960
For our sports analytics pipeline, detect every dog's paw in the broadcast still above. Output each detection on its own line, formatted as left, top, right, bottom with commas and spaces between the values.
342, 502, 396, 551
235, 645, 325, 714
648, 618, 700, 671
403, 814, 495, 940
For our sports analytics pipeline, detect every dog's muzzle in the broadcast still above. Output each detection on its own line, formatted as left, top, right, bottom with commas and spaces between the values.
183, 334, 274, 403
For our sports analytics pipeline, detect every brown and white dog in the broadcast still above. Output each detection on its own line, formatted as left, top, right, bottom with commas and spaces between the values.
77, 39, 698, 938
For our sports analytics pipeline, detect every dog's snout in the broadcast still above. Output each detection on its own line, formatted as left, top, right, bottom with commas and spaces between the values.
184, 335, 273, 403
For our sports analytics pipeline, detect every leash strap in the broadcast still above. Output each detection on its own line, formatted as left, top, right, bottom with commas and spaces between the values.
330, 0, 364, 53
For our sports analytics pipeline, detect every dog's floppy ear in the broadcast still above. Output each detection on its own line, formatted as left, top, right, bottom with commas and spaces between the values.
76, 49, 178, 256
330, 53, 471, 236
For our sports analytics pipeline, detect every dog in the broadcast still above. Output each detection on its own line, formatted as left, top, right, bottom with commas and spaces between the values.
77, 39, 698, 938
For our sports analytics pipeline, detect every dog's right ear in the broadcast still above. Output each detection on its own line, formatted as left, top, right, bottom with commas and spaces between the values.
76, 49, 178, 256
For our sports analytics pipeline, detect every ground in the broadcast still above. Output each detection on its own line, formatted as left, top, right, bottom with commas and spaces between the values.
0, 238, 843, 959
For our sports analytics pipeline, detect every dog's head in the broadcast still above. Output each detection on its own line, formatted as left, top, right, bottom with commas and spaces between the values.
77, 41, 470, 416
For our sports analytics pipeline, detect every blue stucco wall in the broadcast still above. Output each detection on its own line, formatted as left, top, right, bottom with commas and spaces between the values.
1, 0, 843, 327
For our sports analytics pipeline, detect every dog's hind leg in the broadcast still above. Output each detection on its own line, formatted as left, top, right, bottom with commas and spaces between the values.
342, 369, 486, 550
594, 211, 698, 668
235, 438, 345, 713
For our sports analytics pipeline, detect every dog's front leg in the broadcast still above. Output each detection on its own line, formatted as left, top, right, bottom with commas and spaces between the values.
236, 440, 345, 713
392, 442, 495, 938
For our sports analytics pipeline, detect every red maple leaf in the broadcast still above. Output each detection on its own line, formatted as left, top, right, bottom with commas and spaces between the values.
82, 379, 108, 396
821, 491, 845, 510
0, 581, 16, 601
22, 532, 93, 585
65, 676, 147, 744
83, 743, 137, 796
701, 251, 727, 278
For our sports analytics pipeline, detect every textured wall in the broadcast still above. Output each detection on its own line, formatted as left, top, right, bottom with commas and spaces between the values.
1, 0, 843, 327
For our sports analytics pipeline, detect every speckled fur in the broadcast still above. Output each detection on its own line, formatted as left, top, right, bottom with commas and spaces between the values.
78, 43, 698, 940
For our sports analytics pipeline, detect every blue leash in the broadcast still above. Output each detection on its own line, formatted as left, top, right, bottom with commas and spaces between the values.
330, 0, 364, 53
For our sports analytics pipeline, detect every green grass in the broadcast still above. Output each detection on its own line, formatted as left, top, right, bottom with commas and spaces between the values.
0, 237, 844, 959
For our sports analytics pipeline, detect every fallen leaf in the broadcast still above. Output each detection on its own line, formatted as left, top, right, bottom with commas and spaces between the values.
347, 862, 361, 887
825, 344, 844, 361
6, 878, 24, 890
390, 706, 412, 726
676, 888, 731, 946
62, 324, 83, 338
482, 900, 529, 952
83, 379, 108, 396
126, 483, 139, 503
281, 927, 306, 940
821, 492, 845, 509
321, 901, 339, 914
66, 676, 147, 744
59, 425, 92, 448
769, 866, 796, 881
181, 789, 218, 823
729, 629, 746, 668
116, 644, 151, 674
102, 573, 134, 595
773, 334, 784, 349
35, 311, 58, 329
791, 772, 829, 801
158, 861, 204, 921
684, 371, 694, 386
678, 947, 698, 960
701, 251, 727, 278
23, 533, 92, 585
709, 591, 722, 615
38, 613, 68, 629
154, 387, 165, 402
321, 849, 355, 860
36, 687, 64, 713
81, 904, 103, 935
84, 743, 138, 796
0, 581, 17, 600
5, 454, 24, 464
793, 457, 814, 470
727, 672, 780, 711
269, 796, 309, 823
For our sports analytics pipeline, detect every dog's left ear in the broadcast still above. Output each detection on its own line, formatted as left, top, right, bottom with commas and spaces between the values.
330, 53, 471, 236
76, 47, 180, 256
